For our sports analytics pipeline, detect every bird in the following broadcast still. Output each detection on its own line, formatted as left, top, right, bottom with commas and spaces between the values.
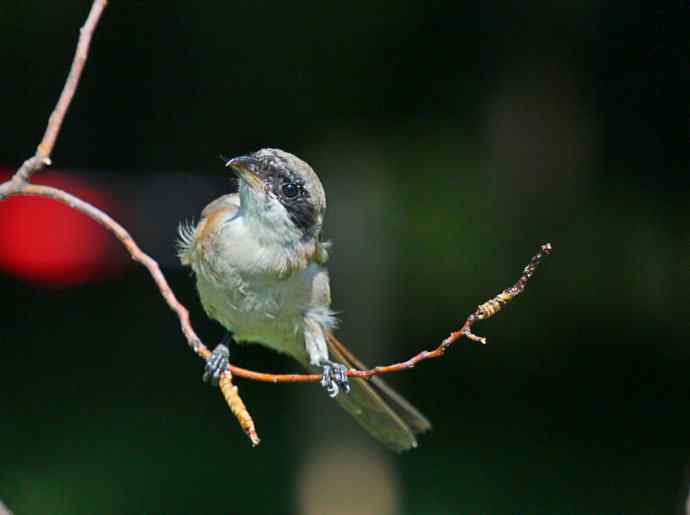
178, 148, 430, 451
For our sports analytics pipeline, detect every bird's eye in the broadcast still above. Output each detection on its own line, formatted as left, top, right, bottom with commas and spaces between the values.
281, 181, 300, 199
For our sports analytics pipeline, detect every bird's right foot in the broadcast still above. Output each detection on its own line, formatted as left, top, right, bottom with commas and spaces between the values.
319, 360, 351, 398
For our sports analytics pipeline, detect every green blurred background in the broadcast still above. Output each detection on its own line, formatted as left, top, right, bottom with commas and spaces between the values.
1, 1, 688, 514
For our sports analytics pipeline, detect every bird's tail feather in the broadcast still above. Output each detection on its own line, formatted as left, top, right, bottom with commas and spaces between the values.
300, 332, 431, 452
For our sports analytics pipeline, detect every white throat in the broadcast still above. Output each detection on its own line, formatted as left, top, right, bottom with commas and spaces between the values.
238, 181, 305, 249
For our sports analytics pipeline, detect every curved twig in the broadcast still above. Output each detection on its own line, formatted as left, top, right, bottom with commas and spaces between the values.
0, 0, 108, 196
1, 0, 553, 446
8, 179, 556, 388
226, 242, 552, 383
3, 179, 551, 443
8, 180, 555, 387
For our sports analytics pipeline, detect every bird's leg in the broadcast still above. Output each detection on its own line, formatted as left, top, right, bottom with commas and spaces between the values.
203, 333, 232, 386
303, 318, 350, 397
319, 359, 351, 398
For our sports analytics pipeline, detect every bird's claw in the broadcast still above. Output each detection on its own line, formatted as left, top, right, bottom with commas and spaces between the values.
320, 361, 351, 398
203, 344, 230, 386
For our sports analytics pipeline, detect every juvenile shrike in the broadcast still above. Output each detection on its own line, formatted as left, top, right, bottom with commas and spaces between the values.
178, 148, 430, 451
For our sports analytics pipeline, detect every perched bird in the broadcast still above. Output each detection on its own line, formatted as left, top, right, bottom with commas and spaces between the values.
178, 148, 430, 451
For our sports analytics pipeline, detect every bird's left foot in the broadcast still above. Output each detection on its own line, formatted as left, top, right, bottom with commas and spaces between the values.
203, 343, 230, 386
319, 360, 351, 398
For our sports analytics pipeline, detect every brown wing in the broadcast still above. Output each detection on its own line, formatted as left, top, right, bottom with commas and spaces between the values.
201, 193, 240, 218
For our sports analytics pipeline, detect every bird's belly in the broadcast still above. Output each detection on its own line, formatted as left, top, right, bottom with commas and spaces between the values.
195, 273, 306, 357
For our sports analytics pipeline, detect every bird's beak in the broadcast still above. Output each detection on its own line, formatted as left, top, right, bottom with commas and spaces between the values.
225, 155, 265, 191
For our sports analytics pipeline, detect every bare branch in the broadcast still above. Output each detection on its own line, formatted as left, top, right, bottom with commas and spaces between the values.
34, 0, 108, 165
227, 244, 553, 383
18, 185, 203, 351
1, 0, 553, 446
6, 0, 108, 191
3, 179, 549, 440
9, 184, 257, 442
0, 0, 265, 442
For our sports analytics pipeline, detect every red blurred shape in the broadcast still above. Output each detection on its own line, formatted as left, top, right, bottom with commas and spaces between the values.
0, 169, 126, 287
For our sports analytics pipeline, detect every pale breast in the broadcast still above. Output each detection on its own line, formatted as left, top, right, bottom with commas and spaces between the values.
187, 198, 334, 359
195, 261, 331, 358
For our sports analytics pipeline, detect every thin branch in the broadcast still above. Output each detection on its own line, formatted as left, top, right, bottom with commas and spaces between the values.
1, 0, 554, 447
18, 185, 205, 352
4, 180, 550, 436
11, 185, 256, 440
0, 0, 263, 442
4, 0, 109, 192
228, 243, 553, 383
0, 0, 263, 443
34, 0, 108, 164
9, 178, 556, 389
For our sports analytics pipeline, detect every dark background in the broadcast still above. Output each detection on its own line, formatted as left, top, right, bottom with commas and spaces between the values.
1, 1, 688, 514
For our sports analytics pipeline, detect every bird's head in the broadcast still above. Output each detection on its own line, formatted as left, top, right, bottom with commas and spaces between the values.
225, 148, 326, 246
